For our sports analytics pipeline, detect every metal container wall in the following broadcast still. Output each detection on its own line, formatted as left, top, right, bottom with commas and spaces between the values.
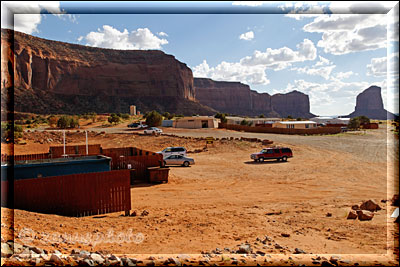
2, 156, 111, 180
9, 170, 131, 217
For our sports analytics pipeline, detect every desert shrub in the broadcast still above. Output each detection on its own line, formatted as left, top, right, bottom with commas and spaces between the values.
163, 112, 173, 120
57, 116, 70, 129
48, 115, 58, 127
296, 117, 302, 121
1, 122, 23, 142
356, 115, 370, 125
25, 119, 31, 125
57, 115, 79, 129
348, 117, 361, 129
121, 113, 130, 120
108, 113, 121, 125
145, 110, 163, 127
215, 113, 228, 123
259, 114, 265, 118
240, 119, 252, 126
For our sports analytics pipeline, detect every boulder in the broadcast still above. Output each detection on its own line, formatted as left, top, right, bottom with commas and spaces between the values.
237, 244, 252, 254
360, 200, 381, 212
357, 210, 374, 221
347, 210, 358, 219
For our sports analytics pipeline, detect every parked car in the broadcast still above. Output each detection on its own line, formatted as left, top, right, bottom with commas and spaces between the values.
250, 147, 293, 162
138, 123, 148, 129
157, 147, 187, 159
128, 122, 140, 128
144, 127, 162, 135
163, 155, 195, 167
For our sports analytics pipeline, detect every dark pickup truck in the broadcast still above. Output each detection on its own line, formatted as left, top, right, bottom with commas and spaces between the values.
250, 147, 293, 162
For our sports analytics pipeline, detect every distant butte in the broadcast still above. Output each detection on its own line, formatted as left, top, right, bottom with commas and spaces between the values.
194, 78, 315, 118
347, 86, 395, 120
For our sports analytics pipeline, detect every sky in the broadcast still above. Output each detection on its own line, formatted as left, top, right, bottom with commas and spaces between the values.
2, 1, 399, 116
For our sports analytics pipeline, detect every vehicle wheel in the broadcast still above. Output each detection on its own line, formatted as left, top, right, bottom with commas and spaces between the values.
259, 157, 264, 162
253, 159, 258, 162
282, 156, 288, 162
163, 161, 167, 167
277, 158, 280, 162
183, 161, 190, 167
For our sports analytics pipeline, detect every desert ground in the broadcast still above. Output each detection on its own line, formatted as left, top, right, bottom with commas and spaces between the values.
1, 124, 399, 266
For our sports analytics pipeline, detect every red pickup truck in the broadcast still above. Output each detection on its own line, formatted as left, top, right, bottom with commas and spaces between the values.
250, 147, 293, 162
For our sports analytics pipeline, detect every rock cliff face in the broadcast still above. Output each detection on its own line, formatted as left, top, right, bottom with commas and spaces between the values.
271, 90, 314, 118
194, 78, 314, 118
194, 78, 278, 117
347, 86, 395, 120
1, 29, 215, 115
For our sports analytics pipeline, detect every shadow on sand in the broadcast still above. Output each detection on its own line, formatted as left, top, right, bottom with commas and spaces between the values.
244, 160, 287, 165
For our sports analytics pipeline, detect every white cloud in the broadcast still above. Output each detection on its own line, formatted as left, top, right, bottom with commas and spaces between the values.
367, 53, 399, 77
158, 31, 168, 37
314, 56, 331, 66
192, 60, 270, 85
291, 55, 336, 80
333, 71, 356, 80
240, 39, 317, 66
293, 65, 336, 80
239, 31, 254, 41
278, 79, 371, 115
192, 39, 318, 87
301, 14, 388, 55
83, 25, 168, 50
1, 2, 76, 34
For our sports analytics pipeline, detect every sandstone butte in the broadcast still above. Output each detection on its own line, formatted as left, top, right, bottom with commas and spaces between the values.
2, 28, 313, 118
1, 29, 215, 115
194, 78, 315, 118
347, 85, 395, 120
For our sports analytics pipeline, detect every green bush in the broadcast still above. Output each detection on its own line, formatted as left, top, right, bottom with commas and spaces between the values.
145, 110, 163, 127
121, 113, 130, 120
259, 114, 265, 118
348, 117, 361, 129
1, 122, 23, 142
108, 113, 121, 125
57, 115, 79, 129
163, 112, 173, 120
240, 119, 252, 126
215, 113, 228, 123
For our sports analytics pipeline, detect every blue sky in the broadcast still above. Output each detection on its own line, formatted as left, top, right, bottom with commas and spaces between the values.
2, 1, 399, 116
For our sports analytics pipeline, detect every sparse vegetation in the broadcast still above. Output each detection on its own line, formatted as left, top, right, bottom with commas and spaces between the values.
214, 113, 228, 123
145, 110, 163, 127
348, 116, 370, 130
1, 122, 23, 142
57, 115, 79, 129
240, 119, 253, 126
108, 113, 121, 125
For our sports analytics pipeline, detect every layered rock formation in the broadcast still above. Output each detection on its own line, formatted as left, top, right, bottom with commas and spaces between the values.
1, 29, 215, 115
271, 90, 313, 118
347, 86, 395, 120
194, 78, 314, 118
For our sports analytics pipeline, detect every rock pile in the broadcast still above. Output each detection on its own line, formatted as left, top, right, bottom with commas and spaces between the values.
347, 200, 382, 221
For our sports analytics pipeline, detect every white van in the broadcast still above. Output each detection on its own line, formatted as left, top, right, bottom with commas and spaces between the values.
157, 147, 187, 159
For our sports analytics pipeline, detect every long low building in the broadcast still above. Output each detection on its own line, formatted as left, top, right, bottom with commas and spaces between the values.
173, 116, 219, 129
273, 121, 317, 129
310, 116, 350, 125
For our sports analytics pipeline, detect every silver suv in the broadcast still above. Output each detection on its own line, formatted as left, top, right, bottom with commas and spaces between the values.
157, 147, 187, 159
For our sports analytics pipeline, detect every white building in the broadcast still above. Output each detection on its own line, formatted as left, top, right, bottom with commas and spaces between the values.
272, 121, 317, 129
310, 117, 350, 125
